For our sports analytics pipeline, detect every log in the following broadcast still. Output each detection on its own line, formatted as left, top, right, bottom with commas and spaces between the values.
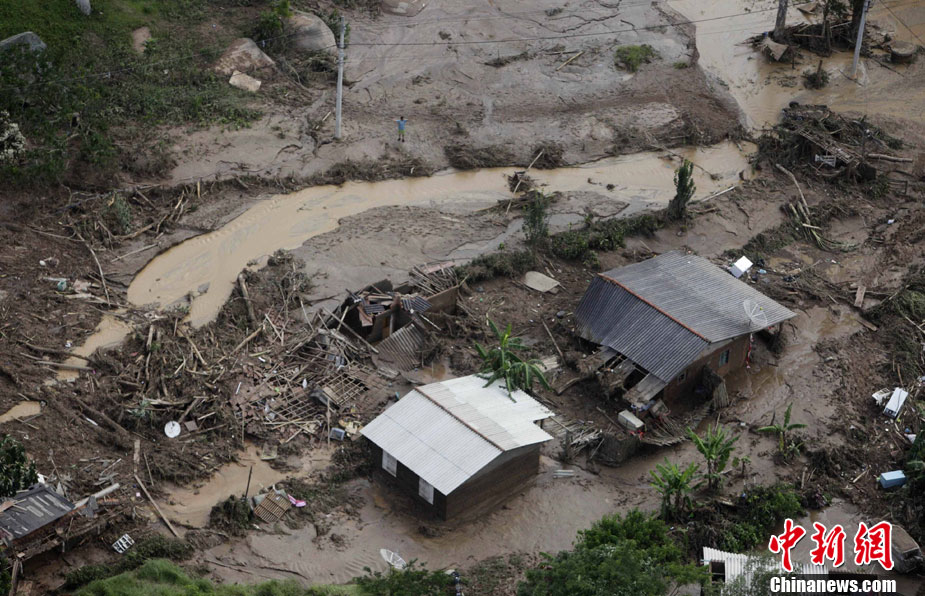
134, 474, 179, 537
238, 274, 257, 327
867, 153, 912, 163
73, 396, 131, 441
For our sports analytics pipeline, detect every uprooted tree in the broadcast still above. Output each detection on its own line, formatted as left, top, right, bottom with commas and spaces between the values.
667, 159, 696, 221
0, 435, 38, 498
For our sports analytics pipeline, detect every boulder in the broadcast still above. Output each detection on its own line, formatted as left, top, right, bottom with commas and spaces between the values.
214, 38, 275, 76
382, 0, 427, 17
890, 41, 917, 64
288, 11, 336, 55
76, 0, 92, 16
229, 71, 262, 93
0, 32, 47, 54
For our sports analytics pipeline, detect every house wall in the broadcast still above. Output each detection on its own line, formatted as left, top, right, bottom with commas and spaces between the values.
660, 334, 750, 403
367, 442, 541, 520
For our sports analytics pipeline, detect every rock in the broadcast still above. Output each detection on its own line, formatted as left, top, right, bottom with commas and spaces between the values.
132, 27, 151, 54
288, 11, 336, 55
213, 38, 275, 76
0, 32, 47, 54
229, 71, 261, 93
75, 0, 91, 16
382, 0, 428, 16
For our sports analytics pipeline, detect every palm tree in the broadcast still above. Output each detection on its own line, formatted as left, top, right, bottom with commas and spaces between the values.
687, 425, 739, 491
758, 403, 806, 453
475, 319, 550, 397
649, 458, 701, 520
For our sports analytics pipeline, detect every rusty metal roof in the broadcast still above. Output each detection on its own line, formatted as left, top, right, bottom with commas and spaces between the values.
0, 484, 73, 541
576, 252, 795, 382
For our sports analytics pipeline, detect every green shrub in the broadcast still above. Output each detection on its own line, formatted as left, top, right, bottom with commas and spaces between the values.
457, 250, 535, 283
65, 536, 192, 589
549, 214, 660, 263
0, 435, 37, 498
614, 45, 659, 72
355, 560, 451, 595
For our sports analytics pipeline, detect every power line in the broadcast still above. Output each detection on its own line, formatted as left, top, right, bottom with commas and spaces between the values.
0, 1, 817, 92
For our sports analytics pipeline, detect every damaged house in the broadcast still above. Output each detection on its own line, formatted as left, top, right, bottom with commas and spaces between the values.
361, 375, 554, 520
575, 251, 796, 411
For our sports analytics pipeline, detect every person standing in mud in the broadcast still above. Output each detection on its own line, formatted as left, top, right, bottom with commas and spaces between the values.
396, 116, 407, 142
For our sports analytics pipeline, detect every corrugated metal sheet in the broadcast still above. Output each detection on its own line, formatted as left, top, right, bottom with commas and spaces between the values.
576, 276, 707, 382
702, 547, 826, 587
622, 373, 668, 406
374, 319, 432, 371
0, 484, 73, 540
401, 296, 432, 313
602, 251, 796, 342
361, 376, 554, 495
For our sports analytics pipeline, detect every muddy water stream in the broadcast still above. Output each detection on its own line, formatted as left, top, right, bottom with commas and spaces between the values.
128, 141, 752, 328
670, 0, 925, 128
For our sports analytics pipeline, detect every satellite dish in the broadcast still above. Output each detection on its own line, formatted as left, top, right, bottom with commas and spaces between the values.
743, 299, 769, 330
380, 549, 407, 570
164, 421, 181, 438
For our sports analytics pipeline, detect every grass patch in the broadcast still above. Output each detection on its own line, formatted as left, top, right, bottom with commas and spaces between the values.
306, 153, 435, 185
76, 559, 361, 595
613, 44, 659, 72
0, 0, 261, 187
65, 535, 193, 589
444, 143, 515, 170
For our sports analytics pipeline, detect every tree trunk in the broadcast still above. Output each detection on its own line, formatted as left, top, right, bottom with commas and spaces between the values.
773, 0, 789, 41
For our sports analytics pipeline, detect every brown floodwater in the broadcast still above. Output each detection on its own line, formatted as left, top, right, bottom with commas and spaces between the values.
670, 0, 925, 128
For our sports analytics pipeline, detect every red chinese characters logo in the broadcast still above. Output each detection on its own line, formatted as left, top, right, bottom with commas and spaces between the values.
854, 521, 893, 570
768, 520, 894, 571
769, 518, 806, 572
809, 522, 846, 567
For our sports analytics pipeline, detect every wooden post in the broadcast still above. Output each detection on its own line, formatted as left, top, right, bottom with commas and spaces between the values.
8, 558, 21, 596
134, 474, 179, 537
244, 466, 253, 500
773, 0, 789, 42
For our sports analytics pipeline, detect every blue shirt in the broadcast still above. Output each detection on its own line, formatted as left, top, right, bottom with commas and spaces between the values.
397, 119, 407, 131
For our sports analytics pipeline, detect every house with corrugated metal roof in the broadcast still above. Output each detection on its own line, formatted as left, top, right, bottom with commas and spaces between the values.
575, 251, 796, 410
360, 375, 554, 520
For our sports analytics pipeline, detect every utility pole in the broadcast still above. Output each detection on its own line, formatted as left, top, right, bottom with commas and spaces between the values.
773, 0, 789, 42
335, 16, 345, 140
850, 0, 871, 79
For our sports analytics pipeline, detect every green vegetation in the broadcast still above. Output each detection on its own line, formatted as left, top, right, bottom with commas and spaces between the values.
522, 191, 552, 249
687, 425, 739, 491
65, 535, 193, 590
457, 249, 535, 283
254, 0, 294, 52
649, 458, 701, 520
716, 485, 804, 552
209, 494, 252, 536
518, 510, 706, 595
76, 559, 359, 595
758, 403, 806, 456
613, 44, 659, 72
0, 435, 37, 498
355, 561, 454, 595
0, 0, 261, 186
673, 61, 689, 69
550, 213, 660, 269
475, 319, 551, 395
667, 159, 695, 221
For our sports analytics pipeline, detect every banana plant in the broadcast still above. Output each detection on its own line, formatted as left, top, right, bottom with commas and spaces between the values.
475, 318, 550, 398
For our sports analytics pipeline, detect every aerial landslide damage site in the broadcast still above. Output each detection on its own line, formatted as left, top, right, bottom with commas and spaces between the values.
0, 0, 924, 594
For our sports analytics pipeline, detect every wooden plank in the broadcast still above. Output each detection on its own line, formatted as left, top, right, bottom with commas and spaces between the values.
854, 285, 866, 308
134, 474, 179, 537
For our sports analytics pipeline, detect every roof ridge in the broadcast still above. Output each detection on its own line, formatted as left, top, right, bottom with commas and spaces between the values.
597, 273, 709, 341
414, 384, 505, 451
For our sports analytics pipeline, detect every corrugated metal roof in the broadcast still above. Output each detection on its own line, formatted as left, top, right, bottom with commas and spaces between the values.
702, 547, 826, 587
0, 484, 73, 540
401, 296, 432, 313
575, 276, 707, 382
602, 252, 796, 342
373, 319, 432, 371
622, 373, 668, 406
576, 252, 796, 382
361, 376, 554, 495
